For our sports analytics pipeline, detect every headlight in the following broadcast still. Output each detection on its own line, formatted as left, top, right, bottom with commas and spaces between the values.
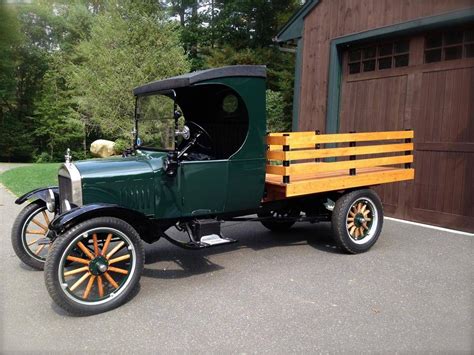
46, 188, 56, 212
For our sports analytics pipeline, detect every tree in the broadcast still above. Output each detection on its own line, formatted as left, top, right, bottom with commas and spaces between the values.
67, 3, 190, 142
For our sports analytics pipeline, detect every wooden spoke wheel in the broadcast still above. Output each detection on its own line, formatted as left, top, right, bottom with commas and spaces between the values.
44, 217, 144, 315
11, 201, 55, 270
346, 199, 377, 243
331, 189, 383, 254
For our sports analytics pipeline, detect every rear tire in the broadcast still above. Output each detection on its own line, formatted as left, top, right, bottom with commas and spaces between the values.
44, 217, 144, 316
258, 209, 299, 232
332, 189, 383, 254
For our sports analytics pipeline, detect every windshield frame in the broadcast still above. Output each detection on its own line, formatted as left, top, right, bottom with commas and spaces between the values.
134, 89, 178, 152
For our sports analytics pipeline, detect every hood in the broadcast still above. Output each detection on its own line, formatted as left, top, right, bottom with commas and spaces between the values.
74, 151, 167, 179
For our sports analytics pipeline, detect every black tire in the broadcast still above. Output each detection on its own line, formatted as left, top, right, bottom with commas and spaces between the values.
11, 201, 54, 270
258, 209, 298, 232
44, 217, 145, 316
332, 189, 384, 254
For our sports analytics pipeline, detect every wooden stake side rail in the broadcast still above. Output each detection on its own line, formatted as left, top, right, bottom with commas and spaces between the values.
265, 130, 415, 199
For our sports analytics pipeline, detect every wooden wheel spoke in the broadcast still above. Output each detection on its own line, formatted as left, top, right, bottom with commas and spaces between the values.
108, 266, 129, 275
35, 244, 45, 255
109, 254, 130, 265
97, 276, 104, 298
31, 218, 48, 232
357, 228, 363, 239
347, 222, 354, 228
349, 226, 356, 235
106, 241, 125, 260
347, 217, 354, 221
92, 233, 99, 256
101, 233, 113, 256
66, 255, 90, 265
103, 272, 119, 289
64, 266, 89, 277
70, 272, 91, 292
362, 223, 369, 230
360, 204, 367, 213
26, 230, 45, 235
42, 211, 50, 225
83, 275, 96, 299
27, 238, 39, 246
357, 203, 362, 212
77, 241, 95, 259
362, 209, 370, 217
359, 227, 365, 236
365, 217, 371, 222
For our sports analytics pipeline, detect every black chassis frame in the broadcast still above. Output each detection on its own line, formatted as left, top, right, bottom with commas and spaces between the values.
44, 190, 343, 250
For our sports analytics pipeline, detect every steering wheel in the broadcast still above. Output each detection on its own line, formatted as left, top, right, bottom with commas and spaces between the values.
184, 121, 215, 156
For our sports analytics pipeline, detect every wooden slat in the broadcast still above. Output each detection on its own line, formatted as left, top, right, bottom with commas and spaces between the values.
266, 130, 414, 148
286, 169, 415, 197
266, 155, 413, 176
267, 131, 315, 137
267, 143, 413, 160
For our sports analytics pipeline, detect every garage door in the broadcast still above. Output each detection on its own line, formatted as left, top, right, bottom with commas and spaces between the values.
339, 27, 474, 232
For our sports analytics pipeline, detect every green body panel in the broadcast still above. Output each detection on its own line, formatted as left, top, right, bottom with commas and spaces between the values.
75, 74, 267, 220
179, 160, 229, 215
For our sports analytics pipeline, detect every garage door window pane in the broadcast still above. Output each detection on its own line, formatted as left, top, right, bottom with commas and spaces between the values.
444, 46, 462, 60
465, 29, 474, 42
363, 47, 376, 59
394, 40, 409, 53
363, 60, 375, 72
444, 31, 463, 45
426, 34, 442, 49
349, 50, 361, 62
466, 44, 474, 58
425, 49, 441, 63
394, 54, 409, 67
378, 43, 393, 56
349, 62, 360, 74
378, 57, 392, 70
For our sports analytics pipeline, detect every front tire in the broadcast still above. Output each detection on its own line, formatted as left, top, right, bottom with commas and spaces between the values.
11, 201, 55, 270
44, 217, 144, 315
332, 189, 383, 254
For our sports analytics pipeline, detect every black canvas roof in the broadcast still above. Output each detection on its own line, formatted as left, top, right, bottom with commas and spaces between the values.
133, 65, 266, 96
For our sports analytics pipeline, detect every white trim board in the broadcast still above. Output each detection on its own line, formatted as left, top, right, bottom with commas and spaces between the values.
385, 217, 474, 236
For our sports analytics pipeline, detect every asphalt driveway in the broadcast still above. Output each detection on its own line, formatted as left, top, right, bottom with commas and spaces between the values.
0, 181, 472, 353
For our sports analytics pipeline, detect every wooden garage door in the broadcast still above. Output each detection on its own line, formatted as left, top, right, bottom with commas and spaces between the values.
339, 29, 474, 232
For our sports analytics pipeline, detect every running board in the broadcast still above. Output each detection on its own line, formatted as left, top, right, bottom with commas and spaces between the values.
162, 233, 236, 250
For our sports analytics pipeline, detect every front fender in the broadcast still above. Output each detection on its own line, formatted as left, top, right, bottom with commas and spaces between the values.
15, 186, 59, 205
50, 203, 161, 244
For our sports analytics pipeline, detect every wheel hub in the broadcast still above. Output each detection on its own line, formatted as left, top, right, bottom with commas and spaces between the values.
89, 256, 109, 276
354, 214, 366, 227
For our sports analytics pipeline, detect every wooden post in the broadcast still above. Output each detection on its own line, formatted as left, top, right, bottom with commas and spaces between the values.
349, 131, 356, 175
315, 130, 321, 162
283, 134, 290, 184
404, 128, 412, 169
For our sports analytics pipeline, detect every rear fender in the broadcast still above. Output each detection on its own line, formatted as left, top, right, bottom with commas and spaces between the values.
49, 203, 161, 244
15, 187, 59, 205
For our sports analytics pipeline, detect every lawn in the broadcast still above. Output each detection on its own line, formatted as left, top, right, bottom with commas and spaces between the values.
0, 163, 60, 197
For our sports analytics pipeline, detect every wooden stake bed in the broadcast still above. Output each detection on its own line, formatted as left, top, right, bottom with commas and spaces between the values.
265, 130, 415, 201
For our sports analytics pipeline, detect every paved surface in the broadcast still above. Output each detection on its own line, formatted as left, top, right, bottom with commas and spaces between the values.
0, 163, 31, 174
0, 179, 472, 353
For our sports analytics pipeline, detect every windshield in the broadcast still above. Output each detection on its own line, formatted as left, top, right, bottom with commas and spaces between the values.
136, 94, 176, 151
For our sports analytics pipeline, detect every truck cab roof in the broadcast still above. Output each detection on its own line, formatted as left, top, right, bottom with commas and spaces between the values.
133, 65, 266, 96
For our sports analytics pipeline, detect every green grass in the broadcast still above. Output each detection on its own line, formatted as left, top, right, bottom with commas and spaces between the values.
0, 163, 60, 197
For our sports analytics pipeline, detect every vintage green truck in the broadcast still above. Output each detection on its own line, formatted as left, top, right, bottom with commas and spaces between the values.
11, 66, 414, 315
